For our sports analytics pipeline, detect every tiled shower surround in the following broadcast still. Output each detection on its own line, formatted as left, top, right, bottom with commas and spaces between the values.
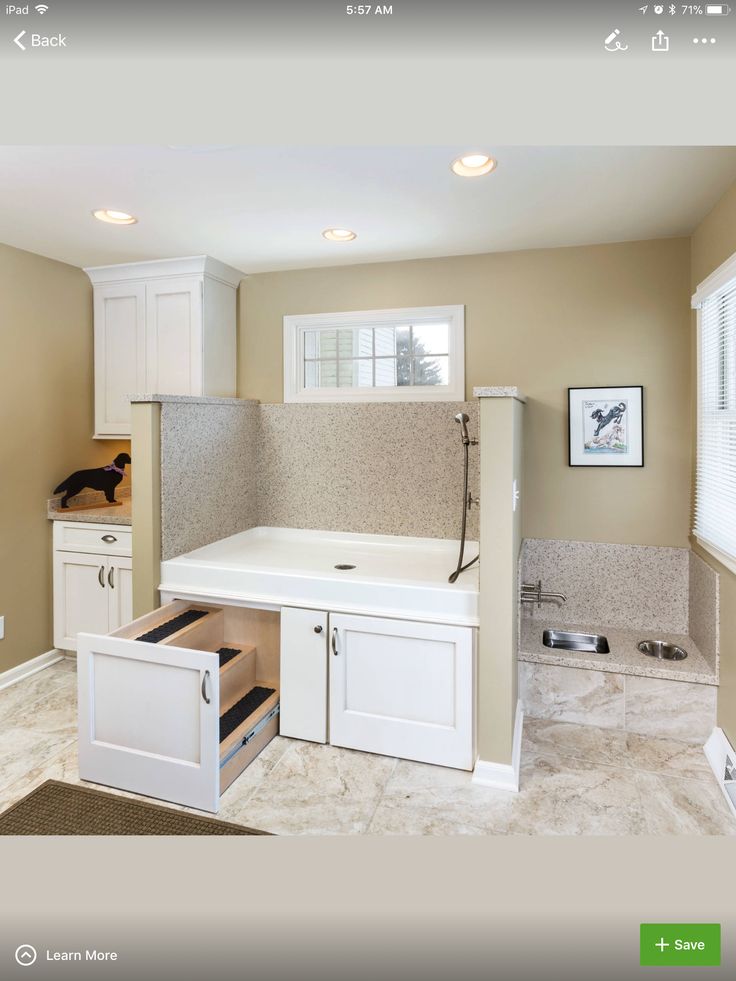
518, 538, 720, 743
157, 398, 479, 560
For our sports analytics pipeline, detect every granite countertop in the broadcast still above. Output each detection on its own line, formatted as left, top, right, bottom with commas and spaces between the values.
473, 386, 527, 402
47, 488, 132, 526
519, 617, 717, 686
129, 394, 257, 405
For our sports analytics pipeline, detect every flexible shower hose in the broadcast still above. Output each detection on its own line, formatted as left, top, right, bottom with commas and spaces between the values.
448, 439, 480, 583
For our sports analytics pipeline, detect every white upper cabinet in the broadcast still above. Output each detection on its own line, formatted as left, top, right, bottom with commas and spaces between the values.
145, 277, 203, 396
85, 256, 244, 438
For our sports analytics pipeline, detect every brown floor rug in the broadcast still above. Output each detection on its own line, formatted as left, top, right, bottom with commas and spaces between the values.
0, 780, 269, 836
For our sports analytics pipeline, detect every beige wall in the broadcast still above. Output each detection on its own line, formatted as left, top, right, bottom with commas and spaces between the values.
691, 179, 736, 747
0, 243, 130, 673
240, 237, 692, 548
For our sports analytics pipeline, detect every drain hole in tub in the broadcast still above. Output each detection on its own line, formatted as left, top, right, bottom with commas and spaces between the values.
637, 640, 688, 661
334, 564, 356, 571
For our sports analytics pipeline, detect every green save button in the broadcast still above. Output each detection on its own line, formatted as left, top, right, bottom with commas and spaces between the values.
640, 924, 721, 966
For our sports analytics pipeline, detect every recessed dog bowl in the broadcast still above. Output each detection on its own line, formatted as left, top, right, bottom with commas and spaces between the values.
334, 564, 356, 571
543, 629, 610, 654
638, 640, 688, 661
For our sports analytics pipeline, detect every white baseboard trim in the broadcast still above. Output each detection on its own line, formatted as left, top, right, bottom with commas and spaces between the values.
704, 727, 736, 820
0, 649, 65, 692
472, 700, 524, 792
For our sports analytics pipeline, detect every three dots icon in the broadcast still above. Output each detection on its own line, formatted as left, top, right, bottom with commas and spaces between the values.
693, 37, 717, 43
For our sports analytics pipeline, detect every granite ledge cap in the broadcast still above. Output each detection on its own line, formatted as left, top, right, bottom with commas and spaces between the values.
129, 394, 259, 405
473, 386, 527, 403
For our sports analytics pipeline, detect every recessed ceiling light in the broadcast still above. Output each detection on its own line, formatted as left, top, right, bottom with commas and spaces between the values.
322, 227, 357, 242
450, 153, 497, 177
92, 209, 138, 225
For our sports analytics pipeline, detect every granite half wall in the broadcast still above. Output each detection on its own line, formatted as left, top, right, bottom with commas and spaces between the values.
159, 399, 259, 559
136, 396, 480, 561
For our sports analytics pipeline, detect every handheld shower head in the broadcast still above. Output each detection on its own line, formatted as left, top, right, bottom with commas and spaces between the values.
454, 412, 470, 445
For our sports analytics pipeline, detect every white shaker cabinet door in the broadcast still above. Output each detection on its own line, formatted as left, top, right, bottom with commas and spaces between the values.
106, 555, 133, 633
280, 607, 328, 743
53, 552, 111, 651
329, 613, 474, 770
145, 277, 203, 396
93, 283, 146, 437
77, 632, 221, 813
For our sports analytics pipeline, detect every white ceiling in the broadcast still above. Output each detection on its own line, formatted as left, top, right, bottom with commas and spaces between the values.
1, 146, 735, 275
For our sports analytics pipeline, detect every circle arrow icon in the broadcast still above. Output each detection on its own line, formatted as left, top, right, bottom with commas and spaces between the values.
15, 944, 37, 966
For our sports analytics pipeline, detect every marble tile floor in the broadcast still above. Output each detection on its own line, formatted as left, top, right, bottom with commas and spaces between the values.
0, 659, 734, 836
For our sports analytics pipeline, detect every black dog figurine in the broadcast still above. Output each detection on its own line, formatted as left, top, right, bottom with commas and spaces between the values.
53, 453, 131, 509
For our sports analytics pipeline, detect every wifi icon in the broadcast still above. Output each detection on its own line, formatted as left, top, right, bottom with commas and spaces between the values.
35, 3, 49, 12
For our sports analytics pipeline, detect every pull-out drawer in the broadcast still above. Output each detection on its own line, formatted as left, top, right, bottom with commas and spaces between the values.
78, 600, 280, 813
54, 521, 132, 556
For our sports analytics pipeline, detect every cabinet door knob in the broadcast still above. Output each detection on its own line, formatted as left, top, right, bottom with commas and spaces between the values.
101, 535, 118, 543
108, 566, 115, 589
314, 625, 323, 634
201, 670, 211, 705
98, 565, 105, 588
331, 626, 339, 656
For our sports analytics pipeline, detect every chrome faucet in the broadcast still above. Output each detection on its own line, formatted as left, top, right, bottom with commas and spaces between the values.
520, 579, 567, 609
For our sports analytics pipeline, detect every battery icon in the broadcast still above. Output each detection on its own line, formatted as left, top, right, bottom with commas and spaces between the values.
706, 3, 731, 13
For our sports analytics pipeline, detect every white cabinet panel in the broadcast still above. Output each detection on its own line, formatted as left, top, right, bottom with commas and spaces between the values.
145, 278, 203, 395
329, 613, 474, 770
280, 607, 328, 743
202, 277, 237, 396
53, 522, 132, 651
78, 633, 220, 813
54, 553, 110, 651
93, 284, 145, 437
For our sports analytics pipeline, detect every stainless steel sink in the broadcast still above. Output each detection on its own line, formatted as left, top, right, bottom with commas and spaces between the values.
637, 640, 688, 661
543, 629, 610, 654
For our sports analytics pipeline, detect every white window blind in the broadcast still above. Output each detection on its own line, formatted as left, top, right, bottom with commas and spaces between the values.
694, 263, 736, 563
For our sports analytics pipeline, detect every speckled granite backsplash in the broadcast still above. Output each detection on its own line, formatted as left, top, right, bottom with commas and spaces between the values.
159, 400, 479, 559
520, 539, 720, 674
521, 538, 690, 633
256, 402, 479, 540
688, 551, 719, 673
160, 401, 259, 559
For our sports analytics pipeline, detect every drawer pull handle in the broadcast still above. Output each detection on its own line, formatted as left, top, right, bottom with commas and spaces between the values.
314, 625, 323, 634
331, 626, 339, 657
201, 670, 211, 705
101, 535, 118, 543
108, 566, 115, 589
98, 565, 105, 588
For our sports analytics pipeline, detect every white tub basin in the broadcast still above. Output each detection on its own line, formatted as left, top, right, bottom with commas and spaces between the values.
160, 527, 479, 626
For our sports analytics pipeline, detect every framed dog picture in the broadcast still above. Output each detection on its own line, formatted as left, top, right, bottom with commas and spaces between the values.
568, 386, 644, 467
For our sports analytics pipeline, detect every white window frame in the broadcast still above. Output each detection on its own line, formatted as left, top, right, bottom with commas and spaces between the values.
691, 249, 736, 576
283, 305, 465, 403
